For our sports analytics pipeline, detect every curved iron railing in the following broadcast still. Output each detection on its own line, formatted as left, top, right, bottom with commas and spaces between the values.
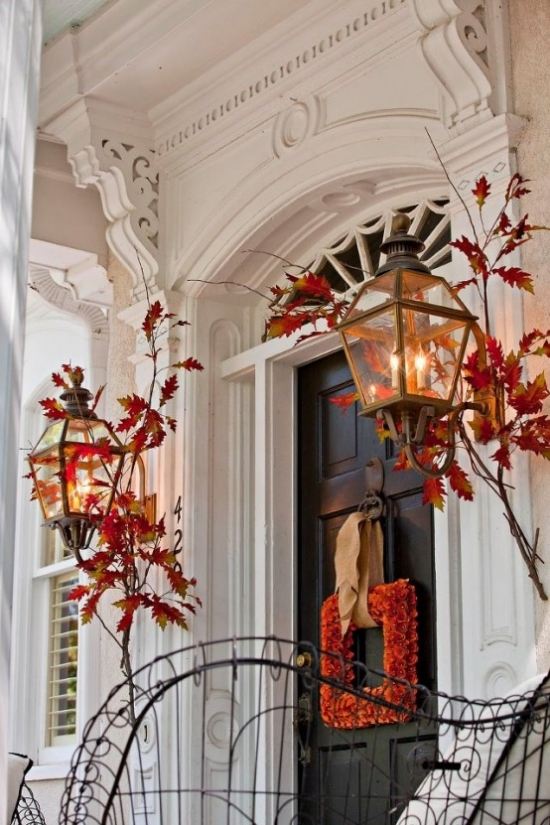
58, 636, 550, 825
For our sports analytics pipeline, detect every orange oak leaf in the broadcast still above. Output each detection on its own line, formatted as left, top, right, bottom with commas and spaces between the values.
51, 372, 69, 389
142, 300, 164, 341
159, 374, 178, 406
472, 175, 490, 207
329, 391, 359, 409
173, 357, 204, 371
446, 461, 474, 501
493, 266, 534, 293
40, 397, 67, 420
450, 236, 489, 280
469, 414, 496, 444
422, 477, 446, 510
510, 373, 549, 416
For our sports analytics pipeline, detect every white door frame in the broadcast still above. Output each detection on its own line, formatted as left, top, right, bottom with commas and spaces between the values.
220, 327, 463, 696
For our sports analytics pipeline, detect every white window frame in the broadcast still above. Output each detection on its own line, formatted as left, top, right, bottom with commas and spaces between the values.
11, 381, 101, 780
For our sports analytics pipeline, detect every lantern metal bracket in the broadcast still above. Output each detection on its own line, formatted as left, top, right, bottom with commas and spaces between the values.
378, 401, 487, 479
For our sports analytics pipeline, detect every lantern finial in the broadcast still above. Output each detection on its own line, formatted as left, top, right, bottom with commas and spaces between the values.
376, 212, 430, 276
59, 373, 96, 419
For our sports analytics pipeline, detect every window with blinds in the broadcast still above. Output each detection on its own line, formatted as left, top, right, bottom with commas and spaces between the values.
47, 571, 79, 745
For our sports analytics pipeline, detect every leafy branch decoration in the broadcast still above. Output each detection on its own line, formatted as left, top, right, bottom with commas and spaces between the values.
263, 173, 550, 600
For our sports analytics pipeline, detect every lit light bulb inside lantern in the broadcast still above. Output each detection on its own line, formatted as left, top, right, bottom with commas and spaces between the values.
390, 351, 400, 389
368, 383, 376, 403
71, 475, 94, 511
415, 350, 427, 390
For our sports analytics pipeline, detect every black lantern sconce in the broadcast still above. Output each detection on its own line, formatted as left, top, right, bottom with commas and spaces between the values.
337, 213, 494, 477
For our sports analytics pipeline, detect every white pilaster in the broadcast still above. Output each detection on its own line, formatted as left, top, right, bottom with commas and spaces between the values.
0, 0, 42, 820
440, 114, 537, 697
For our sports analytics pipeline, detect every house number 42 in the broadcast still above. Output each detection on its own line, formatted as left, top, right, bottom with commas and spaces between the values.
173, 495, 183, 555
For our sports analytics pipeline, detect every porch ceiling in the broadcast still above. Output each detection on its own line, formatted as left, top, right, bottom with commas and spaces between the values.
39, 0, 316, 125
43, 0, 112, 45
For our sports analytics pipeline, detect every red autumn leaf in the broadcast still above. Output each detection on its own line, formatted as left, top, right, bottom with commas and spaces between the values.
292, 272, 334, 302
469, 414, 496, 444
117, 394, 149, 432
451, 277, 477, 294
52, 372, 69, 389
506, 173, 531, 201
150, 596, 187, 629
486, 337, 504, 372
509, 373, 549, 415
40, 397, 67, 420
450, 236, 489, 279
62, 364, 84, 385
493, 266, 534, 293
172, 357, 204, 371
422, 477, 446, 510
143, 408, 166, 447
496, 212, 511, 235
67, 584, 90, 602
91, 384, 106, 412
519, 329, 545, 356
159, 374, 178, 406
166, 566, 192, 597
446, 461, 474, 501
472, 175, 490, 207
265, 313, 310, 339
491, 441, 512, 470
329, 391, 359, 409
463, 350, 492, 390
142, 300, 164, 341
503, 351, 522, 392
114, 594, 145, 633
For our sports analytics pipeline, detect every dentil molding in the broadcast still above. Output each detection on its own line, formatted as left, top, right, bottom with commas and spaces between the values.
42, 100, 159, 302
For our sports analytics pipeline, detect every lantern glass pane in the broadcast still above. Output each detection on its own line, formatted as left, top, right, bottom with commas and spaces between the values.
401, 269, 456, 308
401, 307, 468, 401
31, 446, 63, 520
35, 421, 65, 452
344, 271, 398, 321
62, 441, 122, 517
65, 418, 117, 444
341, 307, 401, 407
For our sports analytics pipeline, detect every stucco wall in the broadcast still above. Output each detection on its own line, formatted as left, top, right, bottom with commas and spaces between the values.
510, 0, 550, 669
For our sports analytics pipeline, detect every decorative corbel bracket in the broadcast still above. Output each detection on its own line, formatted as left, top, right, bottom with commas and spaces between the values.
42, 99, 159, 302
410, 0, 501, 133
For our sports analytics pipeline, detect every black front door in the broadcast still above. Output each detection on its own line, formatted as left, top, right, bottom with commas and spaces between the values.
297, 349, 437, 823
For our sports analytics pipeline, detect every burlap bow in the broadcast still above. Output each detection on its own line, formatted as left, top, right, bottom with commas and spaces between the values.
334, 512, 384, 635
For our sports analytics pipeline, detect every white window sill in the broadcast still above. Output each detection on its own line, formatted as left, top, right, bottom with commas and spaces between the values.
27, 762, 71, 781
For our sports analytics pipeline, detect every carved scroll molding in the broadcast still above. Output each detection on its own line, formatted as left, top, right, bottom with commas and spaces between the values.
410, 0, 505, 132
29, 265, 108, 336
43, 100, 159, 302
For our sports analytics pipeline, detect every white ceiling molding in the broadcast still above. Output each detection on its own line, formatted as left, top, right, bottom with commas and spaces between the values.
29, 238, 112, 308
29, 265, 108, 337
43, 99, 159, 302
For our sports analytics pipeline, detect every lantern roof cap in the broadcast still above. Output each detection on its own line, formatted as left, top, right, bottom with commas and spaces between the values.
376, 213, 431, 277
60, 375, 97, 419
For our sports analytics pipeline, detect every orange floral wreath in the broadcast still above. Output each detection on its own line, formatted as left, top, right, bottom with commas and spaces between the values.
320, 579, 418, 728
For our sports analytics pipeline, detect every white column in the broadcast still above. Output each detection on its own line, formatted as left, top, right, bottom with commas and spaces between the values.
0, 1, 42, 821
